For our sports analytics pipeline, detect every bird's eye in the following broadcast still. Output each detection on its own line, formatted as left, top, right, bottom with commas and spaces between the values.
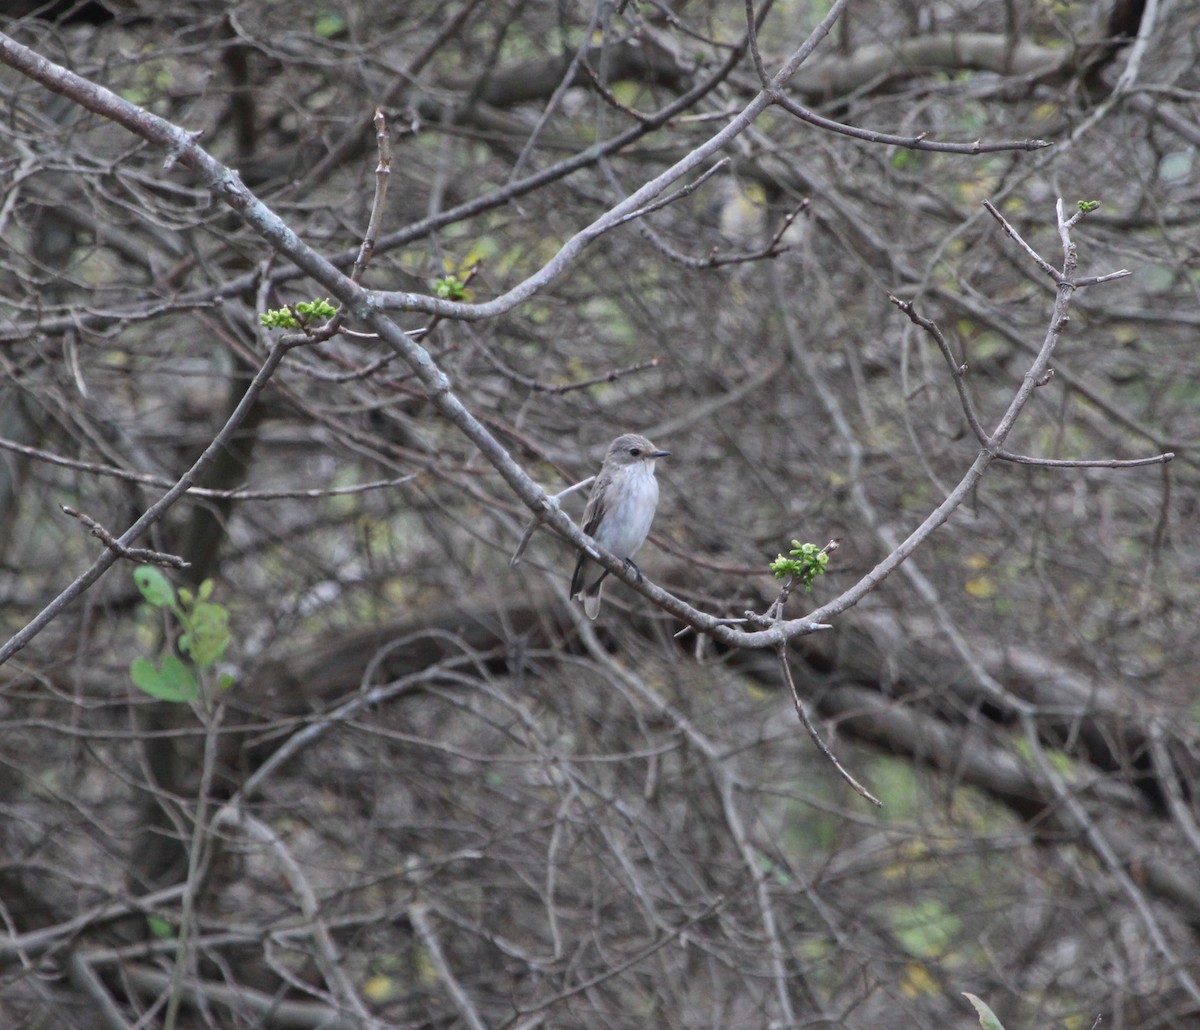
629, 447, 641, 456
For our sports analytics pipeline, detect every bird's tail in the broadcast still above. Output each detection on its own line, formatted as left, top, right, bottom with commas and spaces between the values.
571, 556, 607, 620
582, 582, 603, 620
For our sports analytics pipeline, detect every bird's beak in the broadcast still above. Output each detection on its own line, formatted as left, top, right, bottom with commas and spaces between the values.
651, 449, 670, 459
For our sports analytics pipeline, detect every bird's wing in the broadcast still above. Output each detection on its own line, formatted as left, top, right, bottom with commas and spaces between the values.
571, 470, 609, 597
580, 469, 610, 538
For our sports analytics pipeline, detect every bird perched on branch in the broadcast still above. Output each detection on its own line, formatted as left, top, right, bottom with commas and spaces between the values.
570, 433, 669, 619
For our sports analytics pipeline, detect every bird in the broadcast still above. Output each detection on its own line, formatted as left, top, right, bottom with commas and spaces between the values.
570, 433, 669, 619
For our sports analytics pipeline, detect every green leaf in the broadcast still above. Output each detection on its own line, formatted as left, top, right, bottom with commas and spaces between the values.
433, 275, 471, 300
130, 654, 199, 702
962, 993, 1006, 1030
215, 671, 236, 692
179, 601, 231, 669
260, 308, 299, 329
295, 298, 335, 317
146, 914, 175, 940
768, 540, 830, 591
133, 566, 176, 608
313, 11, 346, 38
260, 298, 335, 330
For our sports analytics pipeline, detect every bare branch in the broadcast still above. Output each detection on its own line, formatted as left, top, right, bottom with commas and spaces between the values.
772, 91, 1052, 153
777, 643, 883, 807
2, 439, 416, 499
995, 450, 1174, 469
408, 904, 488, 1030
888, 294, 990, 445
983, 199, 1063, 282
346, 107, 392, 288
60, 506, 190, 569
605, 159, 730, 231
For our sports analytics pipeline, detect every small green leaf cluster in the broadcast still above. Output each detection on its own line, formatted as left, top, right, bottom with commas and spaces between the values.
129, 566, 235, 702
769, 540, 829, 593
433, 275, 471, 300
259, 298, 336, 329
1076, 199, 1100, 213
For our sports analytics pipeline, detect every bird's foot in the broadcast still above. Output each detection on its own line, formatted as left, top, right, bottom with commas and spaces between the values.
622, 558, 644, 583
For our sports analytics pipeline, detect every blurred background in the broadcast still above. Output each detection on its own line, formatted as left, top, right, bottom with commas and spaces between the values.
2, 0, 1198, 1026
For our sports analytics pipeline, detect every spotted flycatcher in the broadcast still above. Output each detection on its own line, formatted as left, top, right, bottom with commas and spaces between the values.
570, 433, 669, 619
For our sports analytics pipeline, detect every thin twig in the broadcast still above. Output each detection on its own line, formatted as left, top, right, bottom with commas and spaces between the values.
1073, 269, 1132, 287
510, 476, 595, 567
995, 450, 1174, 468
982, 199, 1062, 281
162, 704, 225, 1030
777, 643, 883, 807
348, 107, 391, 287
888, 295, 990, 446
578, 58, 655, 124
744, 0, 773, 89
409, 904, 488, 1030
773, 91, 1050, 153
60, 506, 190, 568
634, 197, 807, 271
605, 159, 730, 231
0, 441, 415, 499
475, 349, 663, 396
286, 107, 398, 346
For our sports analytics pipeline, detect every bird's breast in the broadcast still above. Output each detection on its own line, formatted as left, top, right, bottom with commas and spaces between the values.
594, 466, 659, 558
